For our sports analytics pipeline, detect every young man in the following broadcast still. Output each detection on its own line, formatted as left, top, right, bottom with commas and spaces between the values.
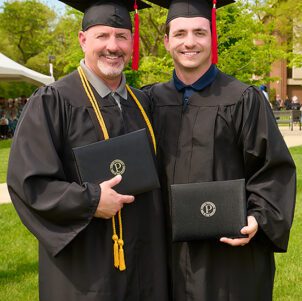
7, 1, 168, 300
146, 0, 296, 300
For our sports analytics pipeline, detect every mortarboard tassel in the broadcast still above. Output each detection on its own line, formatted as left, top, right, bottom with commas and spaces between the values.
132, 0, 140, 70
211, 0, 218, 64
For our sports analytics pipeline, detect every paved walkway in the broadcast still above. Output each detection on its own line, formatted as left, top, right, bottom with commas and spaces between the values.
1, 127, 302, 204
279, 126, 302, 147
0, 183, 10, 204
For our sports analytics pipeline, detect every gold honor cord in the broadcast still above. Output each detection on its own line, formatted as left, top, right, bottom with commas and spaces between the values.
125, 84, 156, 154
78, 67, 109, 139
77, 66, 156, 271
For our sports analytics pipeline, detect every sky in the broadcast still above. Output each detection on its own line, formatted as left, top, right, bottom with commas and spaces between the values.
40, 0, 66, 13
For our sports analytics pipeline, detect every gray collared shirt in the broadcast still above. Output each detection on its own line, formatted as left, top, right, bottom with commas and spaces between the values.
80, 59, 127, 110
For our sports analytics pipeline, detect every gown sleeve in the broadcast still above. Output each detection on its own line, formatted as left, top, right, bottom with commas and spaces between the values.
7, 85, 100, 256
232, 86, 296, 252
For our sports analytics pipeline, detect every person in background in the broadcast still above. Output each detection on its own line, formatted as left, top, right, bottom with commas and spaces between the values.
260, 84, 269, 101
8, 113, 18, 137
144, 0, 296, 300
291, 95, 301, 110
284, 95, 292, 110
276, 94, 283, 109
0, 112, 9, 139
7, 1, 169, 300
0, 97, 5, 115
271, 94, 281, 110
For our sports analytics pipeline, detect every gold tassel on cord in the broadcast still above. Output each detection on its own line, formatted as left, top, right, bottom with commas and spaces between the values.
112, 234, 119, 268
118, 239, 126, 271
117, 210, 126, 271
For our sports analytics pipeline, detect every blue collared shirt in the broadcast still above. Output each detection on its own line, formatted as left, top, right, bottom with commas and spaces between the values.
173, 64, 218, 110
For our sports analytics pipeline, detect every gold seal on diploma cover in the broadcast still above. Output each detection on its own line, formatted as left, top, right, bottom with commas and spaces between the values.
110, 159, 126, 175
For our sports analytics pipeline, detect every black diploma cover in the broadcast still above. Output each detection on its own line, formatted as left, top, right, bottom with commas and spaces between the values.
170, 179, 247, 242
72, 128, 160, 195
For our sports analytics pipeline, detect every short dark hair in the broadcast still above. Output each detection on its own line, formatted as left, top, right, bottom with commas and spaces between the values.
165, 23, 170, 35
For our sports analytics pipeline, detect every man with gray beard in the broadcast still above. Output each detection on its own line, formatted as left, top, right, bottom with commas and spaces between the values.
7, 1, 169, 300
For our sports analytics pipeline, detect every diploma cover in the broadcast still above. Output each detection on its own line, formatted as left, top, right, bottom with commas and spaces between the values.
170, 179, 247, 242
73, 128, 160, 195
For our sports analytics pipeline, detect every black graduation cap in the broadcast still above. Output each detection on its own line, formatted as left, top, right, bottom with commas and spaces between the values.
147, 0, 233, 22
147, 0, 235, 64
59, 0, 150, 31
167, 0, 234, 24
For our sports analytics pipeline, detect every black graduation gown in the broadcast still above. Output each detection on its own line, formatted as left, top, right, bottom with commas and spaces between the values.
7, 70, 169, 301
148, 70, 296, 301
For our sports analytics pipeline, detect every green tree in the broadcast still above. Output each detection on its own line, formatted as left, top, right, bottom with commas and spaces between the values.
0, 82, 36, 99
2, 0, 299, 90
0, 0, 56, 65
218, 0, 286, 84
36, 7, 83, 79
267, 0, 302, 68
0, 27, 16, 57
0, 1, 56, 96
128, 5, 173, 87
139, 5, 167, 57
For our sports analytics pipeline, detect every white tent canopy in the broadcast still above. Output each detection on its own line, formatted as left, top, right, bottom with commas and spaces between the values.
0, 52, 55, 86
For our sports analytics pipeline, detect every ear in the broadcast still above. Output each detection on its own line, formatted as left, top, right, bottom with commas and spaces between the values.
164, 34, 170, 52
78, 31, 87, 52
130, 32, 134, 47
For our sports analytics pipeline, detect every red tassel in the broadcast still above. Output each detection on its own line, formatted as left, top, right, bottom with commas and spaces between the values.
211, 0, 218, 64
132, 1, 139, 70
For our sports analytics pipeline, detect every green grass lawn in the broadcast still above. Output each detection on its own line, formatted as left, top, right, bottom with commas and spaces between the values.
0, 204, 38, 301
274, 146, 302, 301
0, 142, 301, 300
0, 139, 11, 183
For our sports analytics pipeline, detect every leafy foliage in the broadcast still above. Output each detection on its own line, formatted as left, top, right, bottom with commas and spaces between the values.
0, 139, 12, 183
0, 0, 56, 64
262, 0, 302, 68
139, 5, 168, 58
218, 1, 285, 84
0, 82, 36, 99
0, 0, 301, 92
45, 8, 83, 79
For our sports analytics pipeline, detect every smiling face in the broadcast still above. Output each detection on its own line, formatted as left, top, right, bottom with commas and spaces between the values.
164, 17, 212, 81
79, 25, 133, 82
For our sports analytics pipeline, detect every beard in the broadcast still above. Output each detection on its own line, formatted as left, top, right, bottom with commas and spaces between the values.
97, 52, 126, 79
